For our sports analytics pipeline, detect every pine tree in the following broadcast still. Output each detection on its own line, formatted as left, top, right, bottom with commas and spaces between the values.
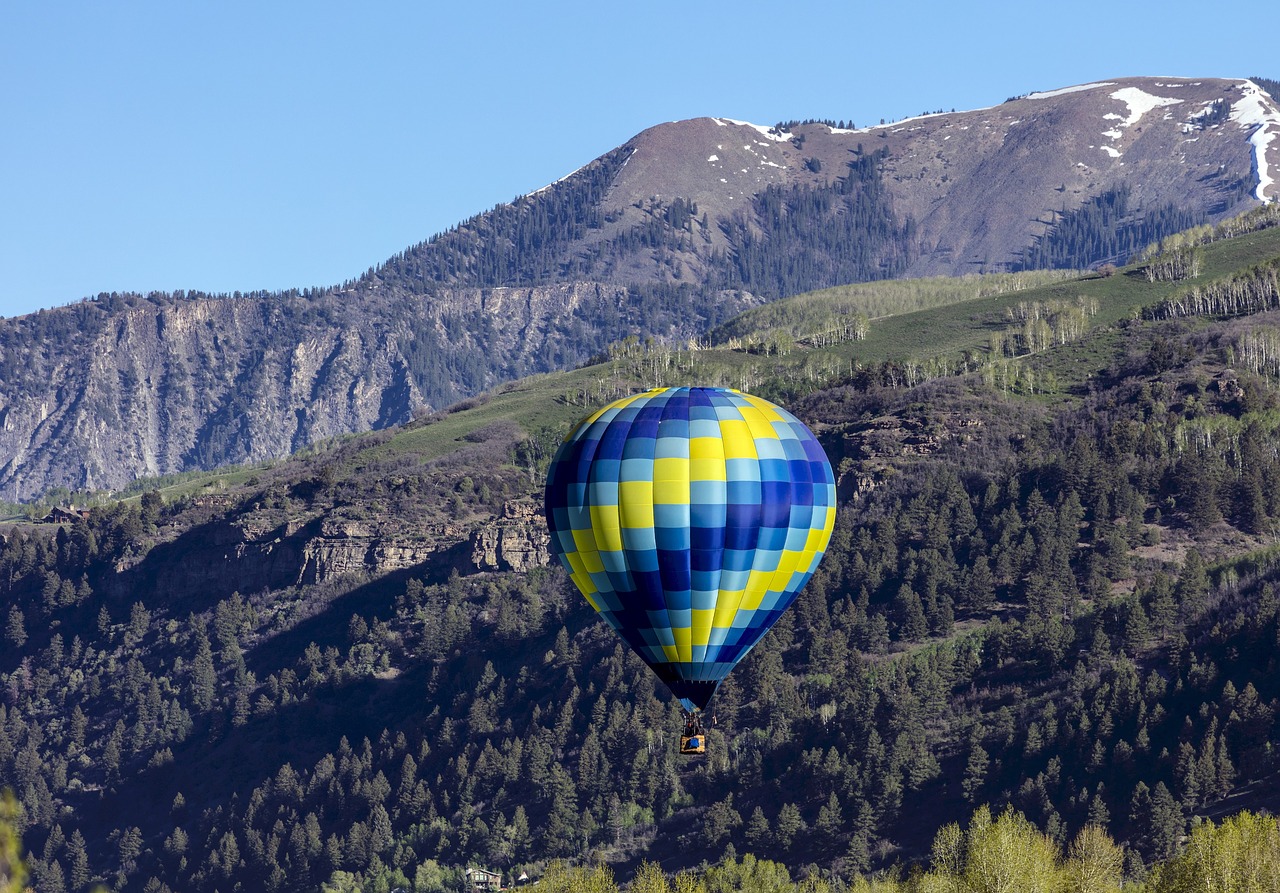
189, 628, 217, 712
369, 804, 393, 857
702, 795, 742, 847
774, 803, 806, 851
814, 792, 844, 844
541, 765, 581, 856
893, 583, 928, 641
1086, 792, 1110, 828
41, 859, 67, 893
1147, 782, 1183, 863
67, 829, 89, 892
745, 807, 771, 852
963, 741, 990, 803
1176, 550, 1209, 622
1176, 742, 1199, 809
5, 605, 25, 650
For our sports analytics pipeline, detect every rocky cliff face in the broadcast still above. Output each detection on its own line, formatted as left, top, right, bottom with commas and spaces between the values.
0, 293, 424, 499
0, 282, 754, 499
104, 498, 550, 611
469, 501, 552, 573
2, 77, 1276, 499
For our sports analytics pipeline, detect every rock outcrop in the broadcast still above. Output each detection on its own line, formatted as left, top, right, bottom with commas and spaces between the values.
468, 501, 552, 573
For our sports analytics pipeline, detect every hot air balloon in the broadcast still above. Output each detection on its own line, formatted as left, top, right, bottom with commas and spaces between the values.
543, 386, 836, 753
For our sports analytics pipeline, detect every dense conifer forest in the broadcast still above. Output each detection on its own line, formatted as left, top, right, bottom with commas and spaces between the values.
3, 210, 1280, 891
1014, 185, 1227, 272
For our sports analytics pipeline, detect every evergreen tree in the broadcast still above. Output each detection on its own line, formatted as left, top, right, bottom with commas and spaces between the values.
67, 830, 89, 892
5, 605, 25, 650
745, 807, 771, 852
814, 792, 844, 845
1146, 782, 1183, 864
963, 740, 990, 803
774, 803, 806, 851
702, 795, 743, 848
893, 583, 928, 641
189, 628, 217, 712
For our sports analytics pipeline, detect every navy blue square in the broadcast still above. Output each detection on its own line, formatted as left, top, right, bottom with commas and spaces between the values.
691, 522, 726, 551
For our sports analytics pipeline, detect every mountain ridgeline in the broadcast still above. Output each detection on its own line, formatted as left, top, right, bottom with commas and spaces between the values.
1, 77, 1277, 500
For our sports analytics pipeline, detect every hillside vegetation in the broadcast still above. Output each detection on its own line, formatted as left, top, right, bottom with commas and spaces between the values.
5, 208, 1280, 892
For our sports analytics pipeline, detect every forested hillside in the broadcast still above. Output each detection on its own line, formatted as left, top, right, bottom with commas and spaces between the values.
3, 208, 1280, 891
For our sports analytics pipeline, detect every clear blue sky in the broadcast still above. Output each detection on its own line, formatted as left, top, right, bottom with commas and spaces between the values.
2, 0, 1277, 318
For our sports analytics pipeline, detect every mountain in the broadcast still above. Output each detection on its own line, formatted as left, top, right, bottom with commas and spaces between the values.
5, 206, 1280, 892
1, 77, 1277, 500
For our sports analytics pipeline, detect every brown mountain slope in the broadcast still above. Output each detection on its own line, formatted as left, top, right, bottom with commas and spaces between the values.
580, 78, 1276, 280
0, 77, 1276, 499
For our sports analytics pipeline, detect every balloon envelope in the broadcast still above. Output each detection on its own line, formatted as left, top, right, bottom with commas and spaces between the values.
544, 387, 835, 711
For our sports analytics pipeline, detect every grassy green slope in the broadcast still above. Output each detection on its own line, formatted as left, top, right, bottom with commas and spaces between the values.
751, 225, 1280, 371
710, 270, 1079, 340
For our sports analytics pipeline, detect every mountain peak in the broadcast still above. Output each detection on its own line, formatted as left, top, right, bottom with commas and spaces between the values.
575, 76, 1276, 281
2, 75, 1278, 499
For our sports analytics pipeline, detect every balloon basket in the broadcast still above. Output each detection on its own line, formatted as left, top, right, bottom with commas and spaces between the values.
680, 712, 707, 756
680, 734, 706, 756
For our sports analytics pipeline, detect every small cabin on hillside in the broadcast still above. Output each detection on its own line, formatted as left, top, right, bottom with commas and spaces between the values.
466, 866, 502, 892
43, 505, 91, 524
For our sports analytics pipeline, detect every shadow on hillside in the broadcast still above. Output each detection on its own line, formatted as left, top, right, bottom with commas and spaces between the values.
104, 515, 328, 617
105, 513, 470, 647
75, 554, 582, 866
243, 542, 470, 678
77, 649, 442, 850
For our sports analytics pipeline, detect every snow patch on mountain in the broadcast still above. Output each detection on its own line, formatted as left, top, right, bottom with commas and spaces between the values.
527, 161, 589, 197
715, 118, 793, 142
1232, 80, 1280, 202
1026, 82, 1115, 100
857, 108, 974, 134
1109, 87, 1183, 127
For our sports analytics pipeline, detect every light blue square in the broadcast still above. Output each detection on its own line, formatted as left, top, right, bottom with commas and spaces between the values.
589, 480, 619, 506
620, 457, 654, 481
725, 458, 761, 482
655, 435, 690, 459
755, 438, 786, 461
